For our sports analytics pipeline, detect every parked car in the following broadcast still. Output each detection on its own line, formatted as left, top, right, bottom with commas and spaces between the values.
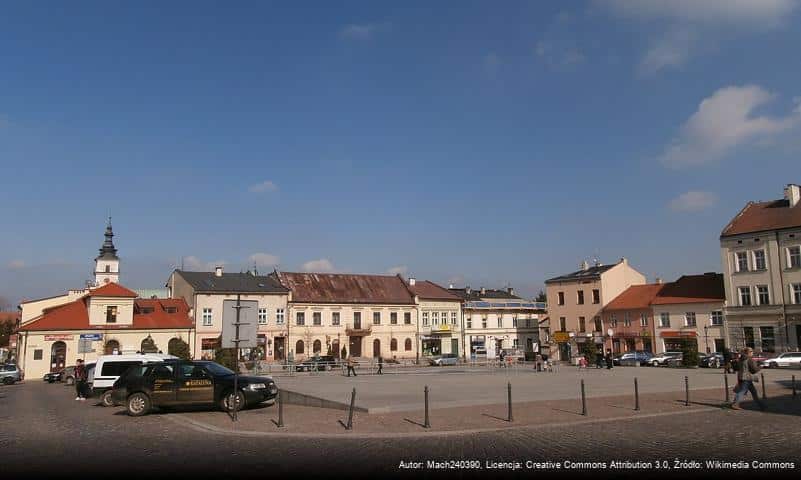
295, 355, 340, 372
93, 353, 177, 407
111, 359, 278, 416
760, 352, 801, 369
751, 351, 774, 363
616, 351, 653, 366
699, 352, 725, 368
1, 364, 23, 385
43, 370, 63, 383
429, 353, 459, 366
649, 351, 682, 367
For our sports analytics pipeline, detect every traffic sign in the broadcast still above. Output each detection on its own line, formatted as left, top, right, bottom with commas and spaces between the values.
222, 299, 258, 349
80, 333, 104, 341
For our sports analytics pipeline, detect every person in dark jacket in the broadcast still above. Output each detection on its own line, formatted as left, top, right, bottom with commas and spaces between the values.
731, 347, 766, 410
595, 350, 605, 369
376, 356, 384, 375
74, 359, 88, 401
722, 347, 732, 374
605, 349, 613, 369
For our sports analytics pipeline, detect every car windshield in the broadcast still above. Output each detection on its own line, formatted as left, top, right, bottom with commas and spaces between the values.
202, 362, 234, 376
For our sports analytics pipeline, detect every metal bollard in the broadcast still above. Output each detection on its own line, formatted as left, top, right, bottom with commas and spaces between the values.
507, 382, 513, 422
793, 375, 797, 398
761, 373, 766, 400
580, 379, 587, 416
346, 388, 356, 430
684, 376, 689, 407
724, 373, 730, 404
277, 390, 285, 428
424, 385, 431, 428
634, 377, 640, 411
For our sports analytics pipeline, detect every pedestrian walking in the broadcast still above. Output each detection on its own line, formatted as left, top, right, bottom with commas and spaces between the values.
605, 349, 613, 370
377, 356, 383, 375
74, 359, 88, 401
595, 350, 604, 369
535, 353, 543, 372
346, 356, 357, 377
722, 347, 732, 374
731, 347, 766, 410
499, 350, 506, 368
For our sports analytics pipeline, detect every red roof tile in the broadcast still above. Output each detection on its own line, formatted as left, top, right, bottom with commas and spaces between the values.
651, 273, 725, 305
18, 297, 191, 331
87, 282, 138, 298
276, 272, 416, 304
721, 199, 801, 237
408, 281, 462, 301
604, 284, 665, 311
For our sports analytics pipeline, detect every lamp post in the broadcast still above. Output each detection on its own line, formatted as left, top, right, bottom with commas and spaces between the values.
704, 325, 710, 354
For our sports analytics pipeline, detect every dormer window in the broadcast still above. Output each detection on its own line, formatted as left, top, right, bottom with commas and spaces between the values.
106, 306, 118, 323
165, 307, 177, 314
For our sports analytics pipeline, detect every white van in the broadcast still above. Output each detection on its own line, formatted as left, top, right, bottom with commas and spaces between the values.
92, 353, 177, 406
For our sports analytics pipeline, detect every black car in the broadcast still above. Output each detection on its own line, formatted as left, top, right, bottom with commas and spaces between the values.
43, 371, 63, 383
295, 355, 340, 372
699, 352, 724, 368
111, 360, 278, 416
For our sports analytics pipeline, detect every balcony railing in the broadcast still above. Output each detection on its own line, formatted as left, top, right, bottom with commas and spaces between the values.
345, 323, 372, 336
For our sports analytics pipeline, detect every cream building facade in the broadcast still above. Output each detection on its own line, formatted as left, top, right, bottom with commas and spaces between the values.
408, 279, 463, 360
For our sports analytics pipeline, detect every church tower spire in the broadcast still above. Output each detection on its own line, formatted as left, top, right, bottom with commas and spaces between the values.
94, 218, 120, 285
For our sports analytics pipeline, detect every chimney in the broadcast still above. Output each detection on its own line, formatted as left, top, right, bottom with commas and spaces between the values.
214, 266, 223, 277
507, 287, 514, 296
580, 260, 589, 271
409, 277, 416, 286
619, 257, 628, 265
785, 184, 800, 208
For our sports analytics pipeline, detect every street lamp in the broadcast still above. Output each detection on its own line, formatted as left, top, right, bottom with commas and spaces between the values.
704, 325, 710, 354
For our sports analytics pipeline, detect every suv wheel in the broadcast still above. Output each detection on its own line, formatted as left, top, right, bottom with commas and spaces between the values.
220, 390, 245, 412
101, 390, 115, 407
650, 361, 659, 367
126, 393, 151, 417
2, 377, 14, 385
769, 362, 778, 368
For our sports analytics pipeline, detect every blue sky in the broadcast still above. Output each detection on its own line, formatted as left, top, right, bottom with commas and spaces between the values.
2, 1, 801, 306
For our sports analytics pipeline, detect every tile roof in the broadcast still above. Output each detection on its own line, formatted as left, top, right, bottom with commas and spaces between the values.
651, 273, 725, 305
87, 282, 138, 298
274, 272, 416, 304
544, 264, 617, 283
174, 270, 288, 294
18, 297, 192, 331
408, 281, 462, 301
721, 199, 801, 237
604, 284, 665, 311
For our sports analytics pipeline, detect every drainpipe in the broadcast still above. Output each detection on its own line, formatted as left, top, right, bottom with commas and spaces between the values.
460, 305, 466, 362
775, 231, 790, 352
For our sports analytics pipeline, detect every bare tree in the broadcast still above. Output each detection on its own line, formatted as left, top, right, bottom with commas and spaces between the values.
0, 295, 11, 311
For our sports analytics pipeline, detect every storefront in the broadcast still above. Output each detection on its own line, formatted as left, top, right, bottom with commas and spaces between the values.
422, 336, 441, 356
469, 335, 486, 356
200, 337, 219, 360
661, 331, 698, 352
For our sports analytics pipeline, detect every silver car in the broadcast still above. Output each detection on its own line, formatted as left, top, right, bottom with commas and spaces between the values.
430, 353, 459, 366
1, 364, 23, 385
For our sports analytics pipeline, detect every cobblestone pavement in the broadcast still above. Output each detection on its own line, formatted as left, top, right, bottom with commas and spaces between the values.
2, 380, 800, 479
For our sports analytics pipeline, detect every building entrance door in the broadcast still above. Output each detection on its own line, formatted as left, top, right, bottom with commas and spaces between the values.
451, 339, 459, 356
349, 336, 362, 357
50, 341, 66, 373
274, 337, 285, 361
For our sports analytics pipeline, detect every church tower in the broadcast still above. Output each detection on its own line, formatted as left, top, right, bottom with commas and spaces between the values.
94, 218, 120, 285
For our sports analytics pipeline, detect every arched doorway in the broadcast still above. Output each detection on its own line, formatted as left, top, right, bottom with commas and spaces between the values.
141, 336, 159, 354
50, 341, 66, 372
390, 338, 398, 352
104, 339, 120, 355
373, 339, 381, 357
313, 340, 322, 354
295, 340, 305, 355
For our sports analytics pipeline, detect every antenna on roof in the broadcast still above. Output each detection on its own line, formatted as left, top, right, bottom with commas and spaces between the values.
253, 260, 258, 276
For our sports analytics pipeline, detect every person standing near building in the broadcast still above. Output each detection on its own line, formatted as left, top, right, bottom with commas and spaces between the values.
346, 356, 357, 377
74, 359, 88, 401
731, 347, 766, 410
376, 356, 384, 375
595, 350, 604, 369
722, 347, 733, 374
605, 349, 613, 370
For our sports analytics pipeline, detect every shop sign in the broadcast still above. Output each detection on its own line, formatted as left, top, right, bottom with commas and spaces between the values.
80, 333, 104, 341
201, 338, 221, 349
45, 334, 73, 341
552, 332, 570, 343
661, 331, 697, 338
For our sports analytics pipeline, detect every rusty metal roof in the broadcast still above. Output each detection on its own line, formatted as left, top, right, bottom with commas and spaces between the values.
274, 272, 416, 304
408, 281, 462, 301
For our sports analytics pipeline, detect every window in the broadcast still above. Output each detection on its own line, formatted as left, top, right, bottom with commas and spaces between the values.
756, 285, 770, 305
390, 338, 398, 351
592, 289, 600, 304
276, 308, 285, 325
513, 339, 519, 348
313, 312, 322, 326
512, 317, 518, 327
735, 252, 749, 272
753, 250, 766, 270
738, 286, 752, 306
792, 284, 801, 305
258, 308, 267, 325
467, 316, 472, 329
201, 308, 212, 326
482, 317, 487, 329
353, 312, 361, 327
295, 340, 304, 354
579, 317, 586, 332
313, 340, 322, 353
404, 312, 411, 325
165, 307, 177, 314
405, 338, 412, 351
557, 292, 565, 305
431, 312, 438, 326
423, 312, 429, 327
106, 306, 118, 323
296, 312, 305, 326
640, 313, 648, 327
559, 317, 566, 331
451, 312, 457, 325
497, 315, 503, 328
102, 361, 142, 377
577, 290, 585, 305
623, 312, 630, 327
788, 246, 801, 268
390, 312, 398, 325
711, 311, 724, 326
594, 316, 602, 332
373, 312, 381, 325
743, 327, 755, 349
659, 312, 670, 328
105, 265, 110, 272
684, 312, 696, 327
34, 349, 43, 360
526, 318, 532, 328
332, 312, 340, 326
760, 326, 775, 353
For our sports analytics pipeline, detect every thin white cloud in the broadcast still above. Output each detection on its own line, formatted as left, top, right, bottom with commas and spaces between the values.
7, 260, 25, 270
386, 266, 408, 275
638, 27, 696, 75
339, 23, 382, 40
659, 85, 801, 167
302, 258, 335, 273
668, 191, 719, 212
182, 256, 227, 271
248, 253, 280, 269
248, 180, 278, 194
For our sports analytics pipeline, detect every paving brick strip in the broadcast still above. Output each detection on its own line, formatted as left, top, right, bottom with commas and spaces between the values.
167, 384, 800, 439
